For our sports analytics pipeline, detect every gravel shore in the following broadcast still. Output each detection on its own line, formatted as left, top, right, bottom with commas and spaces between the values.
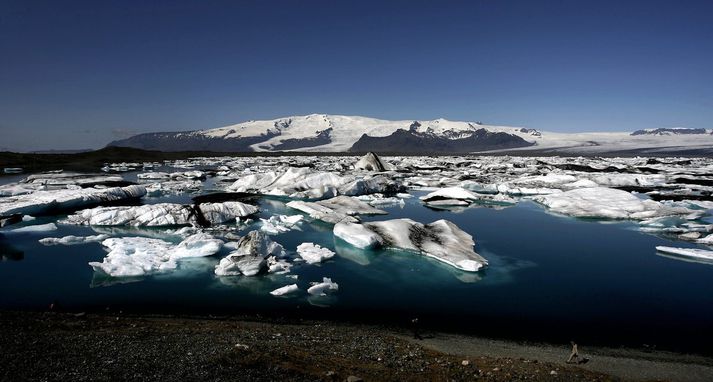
1, 311, 710, 381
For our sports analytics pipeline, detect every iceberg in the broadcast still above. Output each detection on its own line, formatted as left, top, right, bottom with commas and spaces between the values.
7, 223, 58, 233
214, 230, 285, 276
39, 234, 109, 246
170, 232, 224, 258
354, 152, 391, 172
286, 195, 386, 224
228, 166, 402, 199
260, 214, 303, 234
0, 185, 146, 217
63, 201, 257, 227
296, 242, 335, 264
533, 187, 691, 220
307, 277, 339, 296
89, 233, 223, 277
333, 218, 487, 272
270, 284, 300, 296
655, 246, 713, 263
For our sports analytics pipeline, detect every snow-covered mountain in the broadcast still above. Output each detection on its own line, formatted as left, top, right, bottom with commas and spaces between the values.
107, 114, 713, 155
630, 127, 710, 136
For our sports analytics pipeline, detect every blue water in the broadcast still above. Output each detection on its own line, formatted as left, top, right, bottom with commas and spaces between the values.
1, 182, 713, 353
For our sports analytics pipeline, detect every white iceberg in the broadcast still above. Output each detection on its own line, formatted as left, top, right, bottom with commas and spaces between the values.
296, 242, 335, 264
170, 232, 224, 258
228, 166, 402, 199
307, 277, 339, 296
260, 214, 303, 234
333, 218, 487, 272
214, 230, 285, 276
89, 233, 223, 277
286, 195, 386, 224
655, 246, 713, 263
533, 187, 691, 220
270, 284, 299, 296
0, 185, 146, 217
7, 222, 58, 233
63, 201, 257, 227
39, 234, 109, 246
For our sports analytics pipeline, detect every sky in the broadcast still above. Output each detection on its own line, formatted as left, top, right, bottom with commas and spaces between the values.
1, 0, 712, 151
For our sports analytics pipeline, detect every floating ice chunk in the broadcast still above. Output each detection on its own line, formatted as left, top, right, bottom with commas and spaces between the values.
698, 234, 713, 245
592, 174, 667, 188
334, 221, 384, 249
534, 187, 690, 220
63, 201, 257, 227
421, 186, 515, 207
338, 175, 403, 196
287, 195, 386, 224
144, 180, 202, 196
39, 234, 109, 245
267, 256, 293, 274
199, 202, 259, 224
0, 185, 146, 217
562, 179, 599, 189
656, 246, 713, 263
307, 277, 339, 296
296, 242, 335, 264
89, 233, 223, 277
334, 218, 487, 272
214, 231, 285, 276
270, 284, 299, 296
0, 183, 35, 197
170, 233, 223, 259
8, 223, 58, 233
90, 237, 177, 277
137, 172, 171, 180
354, 152, 391, 172
514, 173, 578, 186
420, 187, 480, 202
260, 214, 303, 234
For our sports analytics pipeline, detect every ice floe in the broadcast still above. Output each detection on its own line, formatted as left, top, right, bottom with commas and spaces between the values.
0, 185, 146, 217
286, 195, 386, 224
534, 187, 691, 220
270, 284, 300, 296
655, 246, 713, 264
307, 277, 339, 296
214, 230, 285, 276
63, 201, 257, 227
7, 223, 58, 233
260, 214, 303, 234
334, 218, 487, 272
39, 234, 109, 246
354, 152, 392, 172
296, 242, 335, 264
89, 233, 223, 277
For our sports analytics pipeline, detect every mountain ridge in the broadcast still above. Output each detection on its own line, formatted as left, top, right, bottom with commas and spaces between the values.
107, 114, 713, 155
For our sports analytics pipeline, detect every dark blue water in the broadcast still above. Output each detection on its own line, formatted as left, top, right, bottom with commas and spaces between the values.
1, 185, 712, 354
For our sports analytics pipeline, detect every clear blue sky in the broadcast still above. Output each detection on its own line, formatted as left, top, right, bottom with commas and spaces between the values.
1, 0, 712, 151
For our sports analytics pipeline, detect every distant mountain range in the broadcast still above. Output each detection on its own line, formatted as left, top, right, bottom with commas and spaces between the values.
108, 114, 713, 155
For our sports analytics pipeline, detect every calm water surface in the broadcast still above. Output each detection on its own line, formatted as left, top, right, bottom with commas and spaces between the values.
1, 173, 712, 353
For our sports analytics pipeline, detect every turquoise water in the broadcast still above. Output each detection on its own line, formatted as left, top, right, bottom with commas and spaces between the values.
1, 183, 713, 353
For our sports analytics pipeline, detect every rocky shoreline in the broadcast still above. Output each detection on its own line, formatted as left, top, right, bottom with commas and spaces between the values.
2, 311, 711, 381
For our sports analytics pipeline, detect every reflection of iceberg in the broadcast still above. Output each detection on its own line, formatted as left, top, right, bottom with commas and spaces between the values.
90, 272, 144, 288
655, 246, 713, 265
0, 241, 24, 261
213, 273, 287, 294
307, 294, 338, 307
333, 238, 372, 265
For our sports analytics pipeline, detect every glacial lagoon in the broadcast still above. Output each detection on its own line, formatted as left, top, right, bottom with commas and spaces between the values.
1, 155, 713, 354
